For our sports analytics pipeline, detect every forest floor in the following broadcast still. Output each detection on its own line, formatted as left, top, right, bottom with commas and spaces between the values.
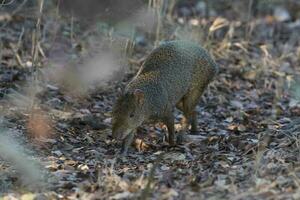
0, 1, 300, 200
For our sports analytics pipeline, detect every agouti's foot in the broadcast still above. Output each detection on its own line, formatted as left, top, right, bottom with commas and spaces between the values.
190, 130, 200, 135
119, 149, 128, 157
176, 133, 188, 144
119, 144, 130, 156
168, 134, 176, 146
168, 140, 176, 146
162, 143, 182, 151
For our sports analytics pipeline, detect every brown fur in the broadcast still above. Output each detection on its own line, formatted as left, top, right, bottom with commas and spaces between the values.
112, 40, 218, 154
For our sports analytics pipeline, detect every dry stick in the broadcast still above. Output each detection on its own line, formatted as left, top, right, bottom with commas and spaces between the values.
0, 0, 15, 6
38, 42, 46, 59
290, 171, 300, 188
254, 133, 269, 179
166, 0, 176, 21
17, 27, 25, 48
204, 0, 210, 20
125, 38, 136, 58
245, 0, 254, 41
0, 0, 28, 30
154, 0, 162, 47
125, 39, 131, 57
47, 1, 61, 55
32, 0, 44, 66
148, 0, 152, 10
70, 14, 74, 42
139, 153, 163, 200
9, 43, 25, 67
9, 27, 26, 67
29, 0, 44, 112
160, 0, 168, 18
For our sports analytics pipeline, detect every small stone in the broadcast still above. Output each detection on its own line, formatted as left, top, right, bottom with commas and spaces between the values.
26, 61, 33, 67
46, 84, 59, 91
161, 165, 170, 171
237, 124, 246, 132
104, 118, 111, 123
274, 7, 290, 22
52, 150, 63, 157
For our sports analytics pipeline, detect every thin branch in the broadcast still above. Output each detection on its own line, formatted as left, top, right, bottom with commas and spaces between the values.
0, 0, 15, 6
0, 0, 28, 30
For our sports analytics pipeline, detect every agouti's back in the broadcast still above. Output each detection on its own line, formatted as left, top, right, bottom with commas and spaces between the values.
127, 40, 218, 106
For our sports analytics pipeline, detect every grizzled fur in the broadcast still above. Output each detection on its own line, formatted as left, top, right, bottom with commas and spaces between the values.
112, 40, 218, 154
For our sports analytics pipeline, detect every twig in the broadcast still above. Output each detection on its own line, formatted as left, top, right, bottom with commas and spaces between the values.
29, 0, 44, 112
70, 14, 74, 42
0, 0, 15, 6
47, 0, 61, 54
154, 0, 163, 47
139, 153, 163, 200
204, 0, 210, 19
31, 0, 44, 66
166, 0, 176, 21
7, 25, 25, 67
9, 43, 25, 67
17, 26, 24, 48
38, 42, 46, 59
245, 0, 254, 41
0, 0, 28, 30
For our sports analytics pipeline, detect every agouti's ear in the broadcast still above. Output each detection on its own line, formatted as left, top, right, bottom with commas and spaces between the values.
133, 89, 144, 105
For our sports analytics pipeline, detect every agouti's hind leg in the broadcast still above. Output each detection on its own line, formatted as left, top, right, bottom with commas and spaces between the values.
175, 101, 195, 144
181, 110, 198, 133
189, 111, 198, 132
176, 101, 190, 130
177, 88, 204, 133
176, 103, 198, 132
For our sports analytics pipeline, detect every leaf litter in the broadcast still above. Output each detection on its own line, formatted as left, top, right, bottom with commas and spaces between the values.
0, 1, 300, 200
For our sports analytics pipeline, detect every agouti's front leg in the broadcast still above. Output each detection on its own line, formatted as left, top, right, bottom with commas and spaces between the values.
120, 132, 134, 155
163, 112, 175, 146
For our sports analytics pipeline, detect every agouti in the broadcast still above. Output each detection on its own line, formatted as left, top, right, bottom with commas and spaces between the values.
112, 40, 218, 154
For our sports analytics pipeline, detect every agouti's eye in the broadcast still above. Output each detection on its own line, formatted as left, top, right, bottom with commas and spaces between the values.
129, 113, 134, 118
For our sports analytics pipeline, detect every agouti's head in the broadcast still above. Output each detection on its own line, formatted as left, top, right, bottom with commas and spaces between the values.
112, 89, 145, 140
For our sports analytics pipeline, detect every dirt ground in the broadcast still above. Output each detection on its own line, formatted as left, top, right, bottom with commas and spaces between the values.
0, 1, 300, 199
